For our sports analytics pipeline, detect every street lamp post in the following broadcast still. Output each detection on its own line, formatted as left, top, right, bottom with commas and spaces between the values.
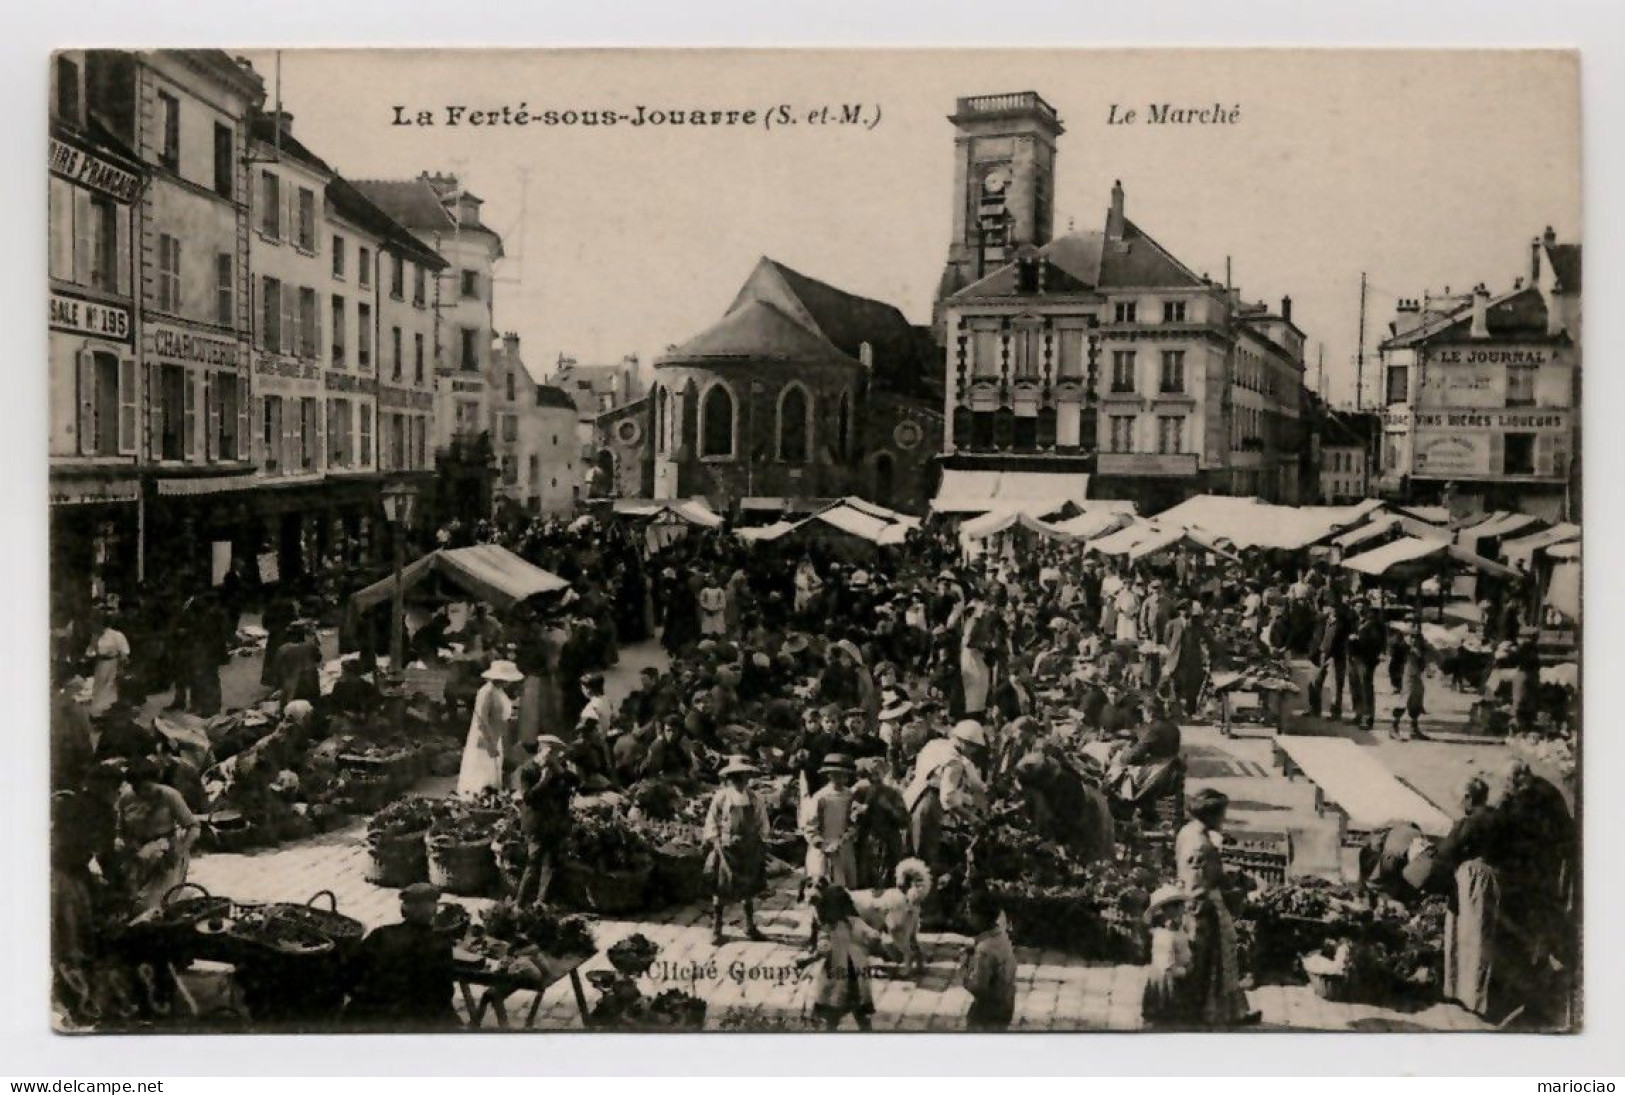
380, 481, 418, 674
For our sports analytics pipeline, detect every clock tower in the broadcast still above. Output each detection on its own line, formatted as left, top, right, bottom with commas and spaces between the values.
932, 91, 1064, 335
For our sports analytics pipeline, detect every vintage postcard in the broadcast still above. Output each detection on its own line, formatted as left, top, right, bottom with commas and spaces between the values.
47, 48, 1580, 1035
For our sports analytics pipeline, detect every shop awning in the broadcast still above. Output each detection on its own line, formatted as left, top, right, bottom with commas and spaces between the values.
1501, 522, 1580, 565
1341, 536, 1519, 580
1331, 513, 1449, 552
1086, 517, 1161, 556
1460, 511, 1544, 549
931, 469, 1090, 515
1153, 495, 1384, 551
1051, 509, 1135, 540
350, 544, 569, 613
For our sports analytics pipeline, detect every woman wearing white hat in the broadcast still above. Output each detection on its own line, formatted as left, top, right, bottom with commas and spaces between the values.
903, 720, 988, 870
457, 659, 523, 797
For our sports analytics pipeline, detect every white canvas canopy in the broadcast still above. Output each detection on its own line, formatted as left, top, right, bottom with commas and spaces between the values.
350, 544, 569, 613
1154, 495, 1384, 551
611, 497, 724, 528
1051, 508, 1135, 540
959, 509, 1076, 541
744, 497, 919, 548
1501, 522, 1580, 565
932, 469, 1091, 515
1340, 536, 1518, 580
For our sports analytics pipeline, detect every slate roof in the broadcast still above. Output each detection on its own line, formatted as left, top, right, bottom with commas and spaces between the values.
349, 178, 457, 233
950, 218, 1204, 300
660, 299, 858, 366
1379, 285, 1560, 350
1544, 241, 1581, 294
535, 385, 579, 411
248, 113, 334, 177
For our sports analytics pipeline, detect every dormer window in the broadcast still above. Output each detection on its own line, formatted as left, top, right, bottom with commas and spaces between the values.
1163, 300, 1187, 323
1114, 301, 1138, 324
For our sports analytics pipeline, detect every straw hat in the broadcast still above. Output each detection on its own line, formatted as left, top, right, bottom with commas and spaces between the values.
849, 570, 871, 589
878, 689, 914, 722
818, 752, 855, 776
481, 660, 524, 683
718, 755, 758, 779
1145, 884, 1188, 921
950, 719, 987, 748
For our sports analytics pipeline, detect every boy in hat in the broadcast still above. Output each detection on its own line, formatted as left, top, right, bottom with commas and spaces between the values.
801, 753, 859, 946
702, 756, 771, 944
345, 883, 455, 1030
515, 736, 577, 905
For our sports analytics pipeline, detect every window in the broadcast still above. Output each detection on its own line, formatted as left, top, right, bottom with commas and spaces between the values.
837, 392, 851, 459
159, 365, 191, 461
778, 384, 810, 462
390, 253, 405, 298
298, 287, 318, 358
357, 302, 372, 368
78, 350, 121, 455
1157, 415, 1184, 454
1163, 300, 1187, 323
971, 329, 999, 378
157, 90, 179, 171
413, 265, 427, 306
357, 246, 372, 288
1503, 432, 1536, 476
506, 372, 516, 402
413, 416, 427, 469
528, 454, 540, 487
1507, 364, 1538, 407
701, 384, 735, 457
460, 327, 479, 370
1111, 350, 1136, 393
1159, 350, 1185, 393
359, 404, 372, 466
1109, 415, 1135, 454
332, 236, 345, 279
260, 276, 280, 351
413, 332, 425, 383
296, 188, 316, 250
259, 173, 284, 241
1056, 329, 1085, 380
259, 394, 282, 473
391, 326, 403, 380
456, 399, 480, 433
330, 295, 346, 366
215, 252, 233, 325
300, 397, 318, 470
212, 372, 240, 461
157, 234, 181, 312
1114, 301, 1137, 324
89, 195, 118, 292
460, 269, 478, 299
328, 398, 351, 467
502, 414, 518, 443
55, 56, 81, 123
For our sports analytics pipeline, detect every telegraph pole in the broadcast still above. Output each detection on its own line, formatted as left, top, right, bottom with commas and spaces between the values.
1355, 271, 1368, 411
1317, 343, 1325, 397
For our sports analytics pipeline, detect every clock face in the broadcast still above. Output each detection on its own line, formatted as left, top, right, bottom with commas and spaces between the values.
982, 166, 1011, 194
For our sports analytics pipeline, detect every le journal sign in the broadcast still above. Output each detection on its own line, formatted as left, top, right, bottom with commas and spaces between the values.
50, 291, 131, 341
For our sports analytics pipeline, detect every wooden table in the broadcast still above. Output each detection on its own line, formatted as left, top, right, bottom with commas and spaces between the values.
453, 951, 595, 1030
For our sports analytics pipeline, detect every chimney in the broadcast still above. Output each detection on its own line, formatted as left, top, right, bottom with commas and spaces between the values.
270, 109, 293, 135
502, 331, 520, 356
1107, 179, 1125, 238
1469, 285, 1490, 339
1531, 235, 1543, 284
1281, 295, 1293, 323
1544, 225, 1556, 246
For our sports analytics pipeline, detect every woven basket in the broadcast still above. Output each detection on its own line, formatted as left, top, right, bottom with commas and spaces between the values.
428, 835, 497, 897
560, 859, 652, 915
650, 846, 707, 907
493, 841, 527, 898
365, 829, 429, 887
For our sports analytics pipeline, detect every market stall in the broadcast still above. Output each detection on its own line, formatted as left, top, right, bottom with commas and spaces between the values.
348, 544, 569, 614
930, 469, 1092, 517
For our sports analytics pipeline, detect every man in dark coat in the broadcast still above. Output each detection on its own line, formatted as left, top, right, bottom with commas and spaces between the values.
345, 883, 456, 1030
1348, 603, 1388, 730
515, 738, 579, 905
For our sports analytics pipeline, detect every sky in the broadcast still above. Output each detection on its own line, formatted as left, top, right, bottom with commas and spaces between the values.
241, 48, 1579, 407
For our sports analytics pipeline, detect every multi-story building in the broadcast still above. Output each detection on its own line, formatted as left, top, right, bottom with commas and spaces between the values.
520, 386, 584, 516
935, 96, 1307, 514
1316, 407, 1379, 503
49, 52, 149, 618
353, 172, 504, 525
487, 332, 540, 509
75, 50, 266, 596
1376, 229, 1580, 520
546, 355, 642, 496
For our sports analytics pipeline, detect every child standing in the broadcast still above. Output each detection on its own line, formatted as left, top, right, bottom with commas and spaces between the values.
805, 886, 885, 1030
962, 890, 1018, 1031
1141, 885, 1193, 1026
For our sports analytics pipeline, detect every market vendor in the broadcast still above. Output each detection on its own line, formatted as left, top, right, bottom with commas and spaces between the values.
1176, 788, 1258, 1027
272, 621, 323, 706
344, 882, 456, 1031
114, 756, 201, 915
326, 658, 381, 720
1105, 696, 1183, 811
903, 719, 988, 869
702, 756, 771, 945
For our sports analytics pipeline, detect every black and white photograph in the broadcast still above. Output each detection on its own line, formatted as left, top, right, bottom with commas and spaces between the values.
44, 46, 1582, 1038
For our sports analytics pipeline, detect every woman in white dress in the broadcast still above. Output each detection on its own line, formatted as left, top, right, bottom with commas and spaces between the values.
84, 612, 130, 718
1114, 581, 1142, 644
457, 659, 522, 797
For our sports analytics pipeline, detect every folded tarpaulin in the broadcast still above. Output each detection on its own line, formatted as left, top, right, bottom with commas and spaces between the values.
1051, 509, 1134, 540
350, 544, 569, 613
1086, 518, 1161, 556
736, 520, 798, 543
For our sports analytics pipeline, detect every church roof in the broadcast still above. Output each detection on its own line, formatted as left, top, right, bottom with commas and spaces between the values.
658, 299, 858, 367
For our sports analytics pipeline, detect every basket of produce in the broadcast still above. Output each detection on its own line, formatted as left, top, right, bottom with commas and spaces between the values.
227, 906, 337, 958
559, 811, 655, 914
264, 890, 365, 951
431, 900, 471, 940
337, 768, 393, 814
642, 823, 707, 907
607, 933, 661, 978
154, 883, 234, 930
364, 797, 435, 887
200, 808, 260, 854
427, 813, 497, 897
